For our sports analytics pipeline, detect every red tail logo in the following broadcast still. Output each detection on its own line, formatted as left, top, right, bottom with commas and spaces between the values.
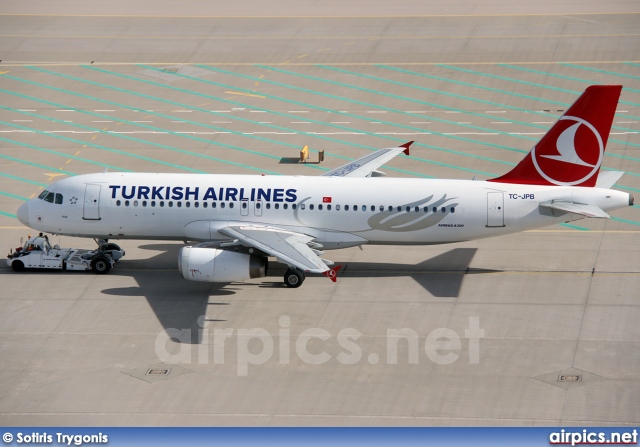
322, 265, 342, 282
489, 85, 622, 187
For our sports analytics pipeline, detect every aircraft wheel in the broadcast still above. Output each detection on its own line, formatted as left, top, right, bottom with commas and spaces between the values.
12, 260, 25, 272
91, 255, 112, 274
284, 269, 304, 288
103, 243, 123, 262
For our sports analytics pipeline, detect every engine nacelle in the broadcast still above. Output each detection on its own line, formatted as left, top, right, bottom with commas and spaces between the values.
178, 247, 267, 282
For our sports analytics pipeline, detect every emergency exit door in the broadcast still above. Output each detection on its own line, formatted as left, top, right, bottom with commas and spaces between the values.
83, 184, 101, 220
486, 192, 504, 227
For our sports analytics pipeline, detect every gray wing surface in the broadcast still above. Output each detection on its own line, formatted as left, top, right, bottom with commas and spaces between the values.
322, 141, 413, 178
219, 226, 330, 274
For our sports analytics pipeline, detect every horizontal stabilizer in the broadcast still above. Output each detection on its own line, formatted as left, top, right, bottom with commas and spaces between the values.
540, 201, 610, 218
595, 171, 625, 189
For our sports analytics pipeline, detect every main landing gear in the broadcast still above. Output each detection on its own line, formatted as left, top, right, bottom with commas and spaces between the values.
284, 268, 305, 288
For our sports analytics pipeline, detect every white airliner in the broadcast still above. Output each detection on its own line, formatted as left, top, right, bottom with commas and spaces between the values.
14, 85, 633, 287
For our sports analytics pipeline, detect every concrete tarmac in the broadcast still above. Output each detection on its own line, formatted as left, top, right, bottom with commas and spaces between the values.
0, 1, 639, 426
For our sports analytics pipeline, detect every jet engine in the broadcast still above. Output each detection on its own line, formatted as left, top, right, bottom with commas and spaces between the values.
178, 247, 267, 282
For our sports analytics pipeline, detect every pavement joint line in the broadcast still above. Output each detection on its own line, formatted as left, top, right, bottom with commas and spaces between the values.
85, 64, 472, 177
3, 33, 640, 40
1, 12, 640, 18
252, 64, 546, 150
500, 64, 640, 95
0, 88, 284, 175
257, 64, 640, 157
562, 63, 640, 82
0, 119, 208, 174
252, 65, 640, 176
366, 64, 640, 136
20, 67, 337, 174
2, 60, 640, 67
135, 64, 511, 174
433, 64, 640, 114
0, 151, 75, 176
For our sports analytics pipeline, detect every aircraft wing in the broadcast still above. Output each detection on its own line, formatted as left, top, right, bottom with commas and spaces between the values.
219, 225, 330, 274
322, 141, 413, 177
540, 201, 611, 218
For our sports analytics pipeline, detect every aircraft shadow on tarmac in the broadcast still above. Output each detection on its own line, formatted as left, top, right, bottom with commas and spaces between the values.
258, 247, 484, 297
96, 245, 489, 344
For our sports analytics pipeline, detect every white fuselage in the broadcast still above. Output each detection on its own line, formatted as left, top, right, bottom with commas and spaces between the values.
17, 172, 631, 249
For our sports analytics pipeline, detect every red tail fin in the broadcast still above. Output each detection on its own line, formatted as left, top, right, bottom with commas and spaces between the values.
489, 85, 622, 187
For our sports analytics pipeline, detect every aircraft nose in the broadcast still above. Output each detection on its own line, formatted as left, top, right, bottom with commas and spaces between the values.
17, 201, 30, 226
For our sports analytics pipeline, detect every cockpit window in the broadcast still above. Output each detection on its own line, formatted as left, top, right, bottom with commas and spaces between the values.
43, 192, 55, 203
55, 193, 63, 204
38, 190, 49, 199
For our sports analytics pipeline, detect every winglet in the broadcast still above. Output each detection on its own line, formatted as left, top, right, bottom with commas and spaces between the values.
400, 141, 413, 156
322, 265, 342, 282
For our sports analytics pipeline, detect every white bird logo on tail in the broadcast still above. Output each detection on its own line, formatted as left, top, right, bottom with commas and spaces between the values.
541, 122, 595, 167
